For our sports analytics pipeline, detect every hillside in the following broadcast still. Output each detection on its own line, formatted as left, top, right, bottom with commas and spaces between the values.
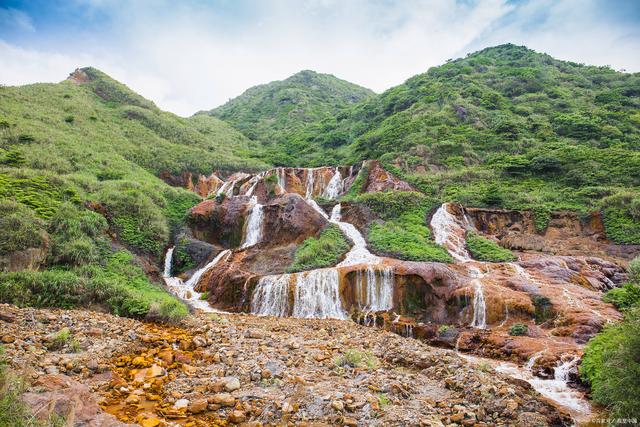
0, 67, 268, 322
210, 44, 640, 244
202, 70, 375, 165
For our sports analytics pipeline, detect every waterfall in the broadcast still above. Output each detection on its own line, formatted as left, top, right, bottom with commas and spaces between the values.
468, 266, 487, 329
251, 274, 291, 317
216, 179, 237, 197
430, 203, 470, 261
277, 168, 287, 192
305, 169, 315, 199
162, 248, 230, 313
244, 172, 264, 197
292, 269, 347, 319
185, 249, 231, 288
323, 169, 343, 199
163, 247, 174, 277
241, 196, 264, 248
355, 266, 394, 311
251, 269, 347, 320
330, 203, 342, 221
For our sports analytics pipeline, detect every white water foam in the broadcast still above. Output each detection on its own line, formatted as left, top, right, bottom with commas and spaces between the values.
241, 196, 264, 248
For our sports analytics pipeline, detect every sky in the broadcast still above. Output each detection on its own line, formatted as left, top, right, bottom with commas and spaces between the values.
0, 0, 639, 116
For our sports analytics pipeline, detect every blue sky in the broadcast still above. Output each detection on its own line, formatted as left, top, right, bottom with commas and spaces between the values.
1, 0, 639, 116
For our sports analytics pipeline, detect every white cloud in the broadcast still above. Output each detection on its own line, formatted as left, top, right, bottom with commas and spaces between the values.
0, 0, 638, 116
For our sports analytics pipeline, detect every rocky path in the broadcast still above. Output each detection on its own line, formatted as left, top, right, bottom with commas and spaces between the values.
1, 304, 573, 426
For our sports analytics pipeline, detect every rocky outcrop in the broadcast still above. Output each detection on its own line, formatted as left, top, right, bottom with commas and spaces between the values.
0, 245, 48, 272
363, 160, 413, 193
465, 207, 640, 264
188, 195, 251, 248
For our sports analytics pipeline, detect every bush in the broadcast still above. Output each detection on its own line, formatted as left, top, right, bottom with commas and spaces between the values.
465, 232, 516, 262
368, 210, 452, 262
603, 284, 640, 311
97, 183, 169, 256
581, 306, 640, 419
531, 295, 555, 323
0, 201, 48, 255
333, 349, 379, 369
509, 323, 528, 336
349, 191, 431, 220
0, 251, 188, 323
287, 225, 350, 272
0, 270, 84, 308
629, 256, 640, 283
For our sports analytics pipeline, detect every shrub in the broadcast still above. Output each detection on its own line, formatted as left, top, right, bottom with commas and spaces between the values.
581, 306, 640, 419
603, 284, 640, 311
0, 201, 48, 255
333, 349, 379, 369
349, 191, 431, 220
629, 256, 640, 283
97, 183, 169, 256
368, 210, 452, 262
287, 225, 350, 272
48, 328, 71, 351
509, 323, 528, 336
341, 163, 369, 199
531, 295, 555, 323
465, 232, 516, 262
0, 270, 83, 308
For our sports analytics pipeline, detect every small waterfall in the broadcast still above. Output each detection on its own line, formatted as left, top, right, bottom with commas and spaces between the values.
430, 203, 470, 261
241, 196, 264, 248
495, 353, 590, 417
163, 247, 174, 277
244, 172, 264, 197
216, 179, 237, 197
305, 169, 315, 199
163, 248, 230, 313
251, 274, 291, 317
277, 167, 287, 192
185, 249, 231, 288
330, 203, 342, 221
468, 266, 487, 329
323, 169, 343, 199
525, 350, 545, 370
355, 266, 394, 311
293, 269, 347, 319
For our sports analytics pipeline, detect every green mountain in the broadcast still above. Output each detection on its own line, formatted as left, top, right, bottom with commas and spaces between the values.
0, 67, 267, 322
212, 44, 640, 243
202, 70, 375, 165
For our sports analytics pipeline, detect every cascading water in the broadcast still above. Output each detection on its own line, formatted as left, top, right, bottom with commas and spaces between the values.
251, 274, 291, 317
293, 269, 347, 319
241, 196, 264, 248
468, 266, 487, 329
251, 269, 347, 319
163, 248, 230, 313
323, 169, 343, 199
329, 204, 380, 267
355, 266, 394, 311
305, 168, 315, 199
277, 168, 287, 192
495, 353, 590, 417
429, 203, 470, 261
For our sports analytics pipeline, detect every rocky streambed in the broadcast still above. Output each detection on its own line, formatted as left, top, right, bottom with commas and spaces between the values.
1, 303, 577, 426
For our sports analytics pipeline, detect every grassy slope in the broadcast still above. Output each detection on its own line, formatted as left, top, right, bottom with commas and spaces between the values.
0, 68, 269, 321
211, 44, 640, 242
204, 70, 375, 166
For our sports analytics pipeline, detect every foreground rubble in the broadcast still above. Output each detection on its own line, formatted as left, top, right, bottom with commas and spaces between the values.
1, 304, 573, 426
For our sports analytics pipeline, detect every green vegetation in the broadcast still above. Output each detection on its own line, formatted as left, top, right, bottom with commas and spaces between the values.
0, 200, 47, 255
531, 295, 555, 323
48, 328, 72, 351
603, 283, 640, 310
209, 44, 640, 243
509, 323, 528, 336
0, 251, 188, 322
582, 255, 640, 419
286, 225, 350, 272
333, 349, 379, 369
350, 191, 451, 262
465, 232, 516, 262
205, 70, 374, 166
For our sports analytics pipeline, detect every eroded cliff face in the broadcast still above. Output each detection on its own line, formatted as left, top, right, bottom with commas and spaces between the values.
164, 162, 632, 408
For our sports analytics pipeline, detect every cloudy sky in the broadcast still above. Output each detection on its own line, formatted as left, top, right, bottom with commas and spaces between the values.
1, 0, 639, 116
